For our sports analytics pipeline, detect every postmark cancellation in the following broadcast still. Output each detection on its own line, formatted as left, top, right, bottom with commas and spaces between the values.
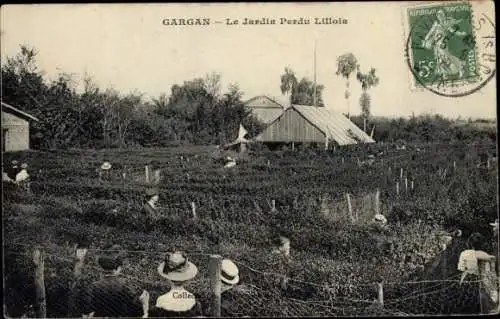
403, 1, 496, 97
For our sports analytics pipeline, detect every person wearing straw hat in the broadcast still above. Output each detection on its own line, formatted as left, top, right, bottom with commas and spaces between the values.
217, 258, 257, 317
146, 251, 202, 317
219, 258, 242, 316
99, 161, 112, 181
83, 244, 148, 318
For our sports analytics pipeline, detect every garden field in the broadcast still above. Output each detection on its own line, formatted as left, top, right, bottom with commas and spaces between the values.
3, 142, 498, 317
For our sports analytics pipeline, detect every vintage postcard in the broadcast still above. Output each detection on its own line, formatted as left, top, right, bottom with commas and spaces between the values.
1, 2, 497, 318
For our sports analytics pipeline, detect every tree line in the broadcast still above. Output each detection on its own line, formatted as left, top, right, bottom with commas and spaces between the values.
1, 46, 263, 150
1, 46, 495, 150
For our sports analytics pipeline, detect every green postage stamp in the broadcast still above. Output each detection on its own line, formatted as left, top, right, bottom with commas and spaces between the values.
404, 1, 496, 96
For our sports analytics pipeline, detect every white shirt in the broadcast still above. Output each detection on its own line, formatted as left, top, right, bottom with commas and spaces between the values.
3, 172, 13, 182
373, 214, 387, 225
147, 199, 157, 210
155, 287, 196, 312
457, 249, 494, 275
15, 169, 29, 182
224, 161, 236, 168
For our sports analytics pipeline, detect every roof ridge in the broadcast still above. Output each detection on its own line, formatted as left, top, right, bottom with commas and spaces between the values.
1, 101, 40, 122
244, 95, 286, 108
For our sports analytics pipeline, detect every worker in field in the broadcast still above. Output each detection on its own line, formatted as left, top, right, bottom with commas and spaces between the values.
143, 188, 160, 216
83, 244, 148, 318
373, 213, 388, 230
146, 251, 202, 317
490, 219, 498, 237
490, 219, 499, 275
99, 161, 112, 181
141, 188, 160, 231
4, 160, 21, 182
224, 156, 236, 168
15, 163, 31, 192
3, 160, 31, 192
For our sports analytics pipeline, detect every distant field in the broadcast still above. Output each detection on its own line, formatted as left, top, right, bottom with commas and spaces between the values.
451, 121, 497, 132
3, 143, 498, 317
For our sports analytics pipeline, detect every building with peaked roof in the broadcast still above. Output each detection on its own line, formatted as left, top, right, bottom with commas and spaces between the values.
1, 101, 39, 152
254, 104, 375, 148
244, 95, 286, 124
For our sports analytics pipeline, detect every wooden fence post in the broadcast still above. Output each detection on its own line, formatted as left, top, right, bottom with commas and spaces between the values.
69, 247, 88, 316
209, 255, 223, 317
411, 180, 414, 191
73, 248, 88, 278
33, 248, 46, 318
346, 193, 354, 222
400, 168, 403, 180
154, 169, 161, 184
377, 283, 384, 308
442, 168, 447, 180
405, 177, 408, 192
191, 202, 197, 219
145, 165, 150, 183
375, 189, 380, 215
478, 260, 499, 314
396, 182, 399, 195
271, 200, 276, 212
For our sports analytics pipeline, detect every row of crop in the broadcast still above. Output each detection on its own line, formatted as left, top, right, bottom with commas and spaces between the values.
3, 197, 445, 284
5, 142, 487, 172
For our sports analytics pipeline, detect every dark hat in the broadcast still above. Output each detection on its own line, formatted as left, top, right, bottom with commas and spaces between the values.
97, 244, 124, 270
146, 188, 159, 197
98, 255, 123, 270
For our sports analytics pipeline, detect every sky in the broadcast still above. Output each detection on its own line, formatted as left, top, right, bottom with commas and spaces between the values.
1, 2, 497, 119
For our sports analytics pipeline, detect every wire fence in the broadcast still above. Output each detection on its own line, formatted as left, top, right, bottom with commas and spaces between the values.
3, 242, 493, 318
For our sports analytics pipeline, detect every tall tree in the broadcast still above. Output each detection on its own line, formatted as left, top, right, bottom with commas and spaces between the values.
203, 72, 222, 102
336, 53, 359, 119
280, 67, 324, 106
280, 67, 298, 107
356, 67, 380, 132
293, 78, 325, 106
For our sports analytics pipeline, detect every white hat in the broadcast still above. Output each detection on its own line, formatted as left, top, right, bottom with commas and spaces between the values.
158, 252, 198, 282
374, 214, 387, 223
221, 259, 240, 285
101, 162, 112, 170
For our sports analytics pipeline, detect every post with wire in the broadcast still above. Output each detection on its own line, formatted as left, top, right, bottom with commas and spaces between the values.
209, 254, 223, 317
33, 247, 47, 318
